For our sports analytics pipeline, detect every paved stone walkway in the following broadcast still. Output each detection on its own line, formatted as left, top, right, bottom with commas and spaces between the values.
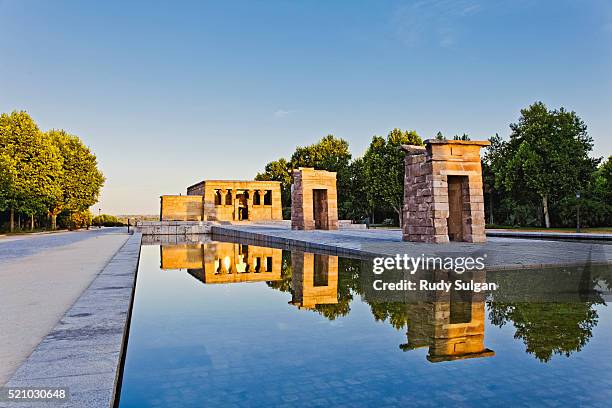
2, 232, 142, 408
212, 224, 612, 270
0, 228, 129, 386
0, 228, 128, 262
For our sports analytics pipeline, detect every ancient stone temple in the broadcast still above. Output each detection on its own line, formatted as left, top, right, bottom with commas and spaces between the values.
402, 139, 490, 243
291, 168, 339, 230
160, 180, 282, 222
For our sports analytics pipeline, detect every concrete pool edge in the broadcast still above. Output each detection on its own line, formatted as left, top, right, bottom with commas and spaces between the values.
3, 232, 142, 408
210, 225, 612, 271
486, 230, 612, 241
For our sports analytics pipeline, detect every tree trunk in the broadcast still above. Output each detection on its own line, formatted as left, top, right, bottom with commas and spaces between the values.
542, 195, 550, 228
394, 206, 403, 229
51, 214, 57, 230
10, 208, 14, 232
489, 194, 494, 225
31, 214, 35, 230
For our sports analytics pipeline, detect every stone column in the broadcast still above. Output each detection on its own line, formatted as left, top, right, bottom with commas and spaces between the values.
245, 190, 252, 220
232, 189, 237, 220
257, 190, 265, 206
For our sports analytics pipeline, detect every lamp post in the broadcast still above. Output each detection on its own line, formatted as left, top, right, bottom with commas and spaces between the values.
98, 208, 101, 228
576, 192, 581, 233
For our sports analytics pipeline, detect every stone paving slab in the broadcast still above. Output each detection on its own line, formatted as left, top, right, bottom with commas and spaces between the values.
211, 224, 612, 270
1, 233, 142, 408
0, 228, 126, 263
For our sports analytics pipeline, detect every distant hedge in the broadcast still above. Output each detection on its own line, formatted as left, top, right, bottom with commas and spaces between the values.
92, 214, 124, 227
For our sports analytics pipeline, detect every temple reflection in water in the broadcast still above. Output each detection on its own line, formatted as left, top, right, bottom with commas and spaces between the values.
159, 242, 494, 363
160, 242, 282, 283
400, 270, 494, 362
290, 251, 339, 309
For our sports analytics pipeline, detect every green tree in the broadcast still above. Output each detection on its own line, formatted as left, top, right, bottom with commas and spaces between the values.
495, 102, 599, 228
290, 135, 352, 218
482, 134, 501, 224
0, 111, 62, 231
92, 214, 124, 227
594, 156, 612, 205
343, 157, 371, 221
256, 135, 353, 219
60, 209, 93, 229
556, 155, 612, 227
255, 158, 292, 215
363, 129, 423, 226
47, 129, 105, 229
453, 133, 470, 140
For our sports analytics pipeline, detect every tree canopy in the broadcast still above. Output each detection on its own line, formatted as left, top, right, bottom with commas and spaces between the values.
47, 129, 105, 228
363, 129, 423, 226
254, 102, 607, 228
0, 111, 104, 231
491, 102, 599, 228
255, 130, 421, 224
256, 135, 353, 218
0, 112, 63, 229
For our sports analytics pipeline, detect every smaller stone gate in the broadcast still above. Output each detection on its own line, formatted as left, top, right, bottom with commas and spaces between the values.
291, 168, 339, 230
402, 139, 490, 243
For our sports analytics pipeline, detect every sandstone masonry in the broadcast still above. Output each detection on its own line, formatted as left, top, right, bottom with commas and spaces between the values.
291, 168, 339, 230
402, 139, 490, 243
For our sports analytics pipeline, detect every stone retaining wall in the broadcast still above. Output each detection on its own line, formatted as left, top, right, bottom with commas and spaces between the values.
135, 221, 212, 235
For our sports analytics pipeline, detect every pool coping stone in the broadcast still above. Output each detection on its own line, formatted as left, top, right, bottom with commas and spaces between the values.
210, 224, 612, 271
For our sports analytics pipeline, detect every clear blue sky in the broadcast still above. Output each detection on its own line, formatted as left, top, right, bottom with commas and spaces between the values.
1, 0, 611, 214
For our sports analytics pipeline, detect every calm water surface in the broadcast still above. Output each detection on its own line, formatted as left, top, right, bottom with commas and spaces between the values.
117, 241, 612, 407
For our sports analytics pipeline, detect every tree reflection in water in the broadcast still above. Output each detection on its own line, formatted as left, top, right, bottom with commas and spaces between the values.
486, 264, 610, 362
487, 301, 599, 362
267, 250, 611, 363
159, 241, 610, 363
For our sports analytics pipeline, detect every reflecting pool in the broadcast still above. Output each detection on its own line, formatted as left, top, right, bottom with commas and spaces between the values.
117, 240, 612, 407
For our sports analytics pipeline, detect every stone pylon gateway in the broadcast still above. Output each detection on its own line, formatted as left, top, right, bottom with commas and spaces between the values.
401, 139, 490, 243
291, 168, 339, 230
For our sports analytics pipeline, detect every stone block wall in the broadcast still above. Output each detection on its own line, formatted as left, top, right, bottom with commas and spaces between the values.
291, 168, 339, 230
402, 140, 489, 243
160, 195, 204, 221
200, 180, 282, 222
163, 180, 282, 222
136, 220, 212, 235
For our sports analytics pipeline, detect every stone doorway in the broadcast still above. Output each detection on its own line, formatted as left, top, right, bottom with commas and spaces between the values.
291, 167, 338, 230
313, 254, 328, 286
313, 189, 329, 230
236, 192, 249, 221
401, 140, 489, 243
238, 206, 248, 220
447, 176, 467, 241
